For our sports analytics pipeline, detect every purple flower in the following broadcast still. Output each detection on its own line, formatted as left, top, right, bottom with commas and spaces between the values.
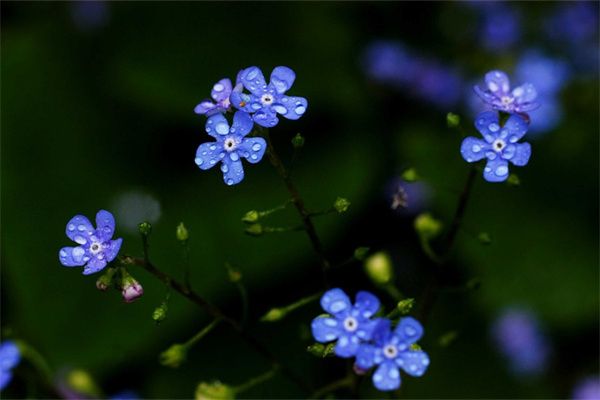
122, 280, 143, 303
311, 288, 382, 358
59, 210, 123, 275
356, 318, 429, 392
194, 76, 240, 116
461, 111, 531, 183
572, 376, 600, 400
492, 308, 550, 376
194, 111, 266, 186
474, 70, 539, 114
230, 66, 307, 128
0, 341, 21, 391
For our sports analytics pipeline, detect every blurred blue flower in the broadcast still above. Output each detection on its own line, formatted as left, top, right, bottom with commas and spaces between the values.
492, 308, 550, 376
311, 288, 382, 358
231, 66, 307, 128
356, 318, 429, 392
386, 178, 432, 216
59, 210, 123, 275
0, 341, 21, 391
195, 111, 266, 186
478, 4, 521, 52
545, 2, 599, 45
474, 70, 539, 114
195, 76, 239, 116
461, 111, 531, 183
363, 41, 415, 86
572, 376, 600, 400
110, 390, 140, 400
70, 1, 109, 31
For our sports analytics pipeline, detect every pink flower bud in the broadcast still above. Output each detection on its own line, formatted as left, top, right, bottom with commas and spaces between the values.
122, 281, 143, 303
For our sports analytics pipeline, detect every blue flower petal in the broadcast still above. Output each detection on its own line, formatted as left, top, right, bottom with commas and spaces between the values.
516, 101, 540, 112
273, 96, 307, 120
474, 111, 501, 142
83, 257, 107, 275
504, 114, 529, 142
0, 370, 12, 391
394, 317, 424, 344
356, 344, 377, 370
372, 361, 401, 391
59, 246, 87, 267
105, 238, 123, 262
320, 288, 352, 316
221, 155, 244, 186
0, 342, 21, 371
211, 78, 232, 103
230, 91, 255, 113
355, 291, 380, 318
483, 158, 510, 183
95, 210, 115, 241
311, 317, 341, 343
238, 137, 266, 164
194, 100, 216, 115
396, 350, 429, 377
485, 70, 510, 95
240, 66, 267, 96
372, 318, 393, 347
270, 66, 296, 94
473, 85, 498, 104
356, 318, 380, 341
65, 215, 94, 245
460, 137, 489, 163
512, 83, 537, 104
195, 142, 224, 170
252, 108, 279, 128
206, 113, 230, 137
334, 333, 360, 358
506, 142, 531, 166
231, 111, 254, 137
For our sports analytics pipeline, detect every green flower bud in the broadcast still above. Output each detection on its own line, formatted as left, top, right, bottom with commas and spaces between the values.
225, 263, 242, 283
396, 298, 415, 315
446, 112, 460, 128
152, 302, 168, 324
306, 342, 335, 358
414, 213, 443, 240
260, 308, 285, 322
507, 173, 520, 186
333, 197, 351, 213
410, 343, 422, 351
138, 221, 152, 236
160, 344, 187, 368
66, 369, 101, 398
195, 381, 235, 400
477, 232, 492, 245
244, 224, 263, 237
291, 133, 305, 148
401, 168, 419, 183
95, 267, 116, 292
438, 330, 459, 347
241, 210, 260, 224
176, 222, 189, 242
353, 246, 370, 261
364, 251, 393, 285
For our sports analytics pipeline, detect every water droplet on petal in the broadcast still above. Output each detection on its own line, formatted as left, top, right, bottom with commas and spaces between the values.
74, 236, 87, 245
488, 123, 499, 132
60, 250, 67, 257
213, 83, 224, 92
495, 166, 508, 176
209, 145, 217, 151
77, 224, 87, 231
215, 122, 229, 135
246, 68, 258, 80
226, 179, 234, 185
221, 164, 229, 173
73, 247, 85, 259
472, 144, 481, 152
295, 105, 306, 115
195, 157, 203, 166
405, 326, 416, 336
210, 159, 216, 165
251, 154, 258, 160
68, 224, 76, 231
230, 152, 239, 161
252, 143, 262, 151
272, 105, 287, 114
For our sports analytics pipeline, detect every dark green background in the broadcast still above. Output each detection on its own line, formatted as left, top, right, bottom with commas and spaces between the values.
2, 2, 598, 399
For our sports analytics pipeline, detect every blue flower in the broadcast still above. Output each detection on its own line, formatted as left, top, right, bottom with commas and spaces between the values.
194, 111, 266, 186
230, 66, 307, 128
0, 341, 21, 391
572, 376, 600, 400
474, 70, 539, 113
479, 5, 521, 52
59, 210, 123, 275
311, 288, 381, 358
194, 75, 240, 116
355, 318, 429, 392
461, 111, 531, 183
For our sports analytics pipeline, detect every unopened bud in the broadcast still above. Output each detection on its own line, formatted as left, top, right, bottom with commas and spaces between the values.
195, 381, 235, 400
364, 251, 393, 285
153, 302, 168, 323
95, 267, 116, 291
396, 298, 415, 315
333, 197, 351, 213
160, 344, 187, 368
225, 263, 242, 283
241, 210, 260, 224
401, 168, 419, 183
66, 369, 101, 398
176, 222, 189, 242
138, 221, 152, 236
414, 213, 443, 240
307, 342, 335, 358
507, 173, 520, 186
261, 308, 285, 322
353, 246, 370, 261
120, 269, 143, 303
244, 223, 263, 237
291, 133, 305, 148
446, 112, 460, 128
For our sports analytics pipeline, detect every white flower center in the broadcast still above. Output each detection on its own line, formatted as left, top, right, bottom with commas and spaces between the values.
383, 344, 398, 359
260, 93, 274, 105
501, 96, 514, 105
493, 138, 506, 152
343, 316, 358, 332
223, 137, 238, 152
89, 242, 102, 255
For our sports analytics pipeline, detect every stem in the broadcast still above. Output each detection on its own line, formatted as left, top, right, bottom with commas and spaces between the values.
309, 376, 353, 399
234, 366, 279, 394
263, 130, 331, 276
235, 281, 249, 327
184, 318, 222, 349
181, 240, 192, 290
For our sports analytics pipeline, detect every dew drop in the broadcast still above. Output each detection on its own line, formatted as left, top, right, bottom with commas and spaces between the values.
60, 250, 67, 257
195, 157, 203, 166
210, 159, 216, 165
246, 68, 258, 80
495, 166, 508, 176
73, 247, 85, 258
226, 179, 234, 186
77, 224, 87, 231
209, 145, 217, 151
472, 144, 481, 152
405, 326, 416, 336
74, 236, 87, 245
251, 154, 258, 160
215, 122, 229, 135
230, 152, 239, 161
295, 105, 306, 115
272, 105, 287, 114
488, 123, 499, 132
213, 83, 224, 92
221, 164, 229, 173
252, 143, 262, 151
68, 224, 76, 231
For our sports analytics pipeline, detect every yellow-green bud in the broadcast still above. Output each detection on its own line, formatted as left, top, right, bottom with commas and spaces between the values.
95, 267, 116, 291
260, 308, 285, 322
364, 251, 394, 285
152, 302, 168, 323
244, 223, 263, 237
396, 298, 415, 315
159, 344, 187, 368
414, 213, 443, 240
138, 221, 152, 236
195, 381, 235, 400
307, 342, 335, 358
353, 246, 370, 261
176, 222, 189, 241
401, 168, 419, 183
333, 197, 351, 213
66, 369, 101, 398
291, 133, 305, 148
241, 210, 260, 224
507, 173, 520, 186
446, 112, 460, 128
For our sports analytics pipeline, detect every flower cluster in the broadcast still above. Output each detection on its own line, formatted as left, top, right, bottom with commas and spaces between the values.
194, 66, 307, 185
0, 341, 21, 391
463, 70, 535, 183
311, 288, 429, 392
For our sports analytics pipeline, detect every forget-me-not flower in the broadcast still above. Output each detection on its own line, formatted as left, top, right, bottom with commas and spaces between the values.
311, 288, 382, 358
355, 318, 429, 391
194, 111, 266, 186
0, 341, 21, 391
461, 111, 531, 183
230, 66, 307, 128
59, 210, 123, 275
194, 75, 240, 116
474, 70, 539, 113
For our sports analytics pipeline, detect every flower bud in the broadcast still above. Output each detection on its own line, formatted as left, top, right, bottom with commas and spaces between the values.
195, 381, 235, 400
176, 222, 189, 242
364, 251, 393, 285
260, 308, 285, 322
306, 342, 335, 358
160, 344, 187, 368
507, 173, 520, 186
95, 267, 116, 292
65, 369, 101, 398
152, 302, 168, 324
414, 213, 443, 240
291, 133, 305, 148
396, 298, 415, 315
353, 246, 370, 261
446, 112, 460, 128
401, 168, 419, 183
244, 223, 263, 237
353, 363, 368, 376
241, 210, 260, 224
225, 263, 242, 283
120, 269, 143, 303
333, 197, 351, 213
138, 221, 152, 236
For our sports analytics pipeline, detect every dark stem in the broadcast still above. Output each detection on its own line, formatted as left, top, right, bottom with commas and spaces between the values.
444, 165, 477, 255
309, 376, 353, 399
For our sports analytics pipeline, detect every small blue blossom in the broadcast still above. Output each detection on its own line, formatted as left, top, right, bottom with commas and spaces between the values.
355, 318, 429, 392
0, 341, 21, 391
479, 5, 521, 52
194, 74, 240, 116
194, 111, 266, 186
230, 66, 307, 128
461, 111, 531, 183
572, 376, 600, 400
474, 70, 539, 113
311, 288, 382, 358
59, 210, 123, 275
